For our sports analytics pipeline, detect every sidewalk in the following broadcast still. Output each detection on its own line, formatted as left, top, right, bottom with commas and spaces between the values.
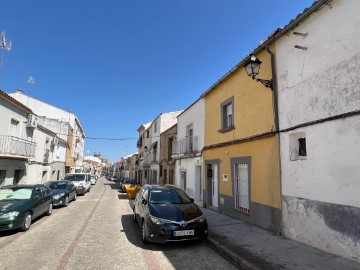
201, 207, 360, 270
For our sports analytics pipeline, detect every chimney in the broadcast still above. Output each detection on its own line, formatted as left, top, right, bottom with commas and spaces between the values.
16, 89, 22, 94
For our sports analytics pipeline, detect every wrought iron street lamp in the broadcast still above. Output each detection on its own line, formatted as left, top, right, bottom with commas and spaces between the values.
244, 54, 272, 89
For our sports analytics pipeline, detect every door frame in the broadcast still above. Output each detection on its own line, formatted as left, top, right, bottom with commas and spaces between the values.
205, 159, 220, 208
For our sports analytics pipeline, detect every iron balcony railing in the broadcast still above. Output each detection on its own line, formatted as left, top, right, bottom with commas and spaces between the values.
172, 136, 198, 156
0, 136, 36, 158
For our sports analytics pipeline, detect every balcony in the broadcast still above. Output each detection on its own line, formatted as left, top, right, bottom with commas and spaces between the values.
172, 136, 198, 158
0, 136, 36, 159
139, 151, 158, 167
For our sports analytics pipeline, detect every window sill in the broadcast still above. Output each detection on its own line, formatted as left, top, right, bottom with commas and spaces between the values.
290, 155, 307, 161
218, 126, 235, 133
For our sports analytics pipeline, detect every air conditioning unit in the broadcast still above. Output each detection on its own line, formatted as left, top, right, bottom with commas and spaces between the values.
51, 137, 59, 146
26, 114, 38, 128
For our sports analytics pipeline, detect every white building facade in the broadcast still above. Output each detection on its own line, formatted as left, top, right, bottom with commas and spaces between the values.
9, 90, 85, 173
172, 99, 205, 205
276, 0, 360, 262
147, 111, 183, 185
26, 125, 66, 184
0, 90, 36, 186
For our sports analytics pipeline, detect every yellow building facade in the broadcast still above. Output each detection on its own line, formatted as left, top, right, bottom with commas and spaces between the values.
202, 45, 281, 232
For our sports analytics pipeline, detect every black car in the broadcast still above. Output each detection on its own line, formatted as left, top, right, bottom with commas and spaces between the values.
44, 180, 77, 207
0, 184, 53, 232
133, 185, 208, 243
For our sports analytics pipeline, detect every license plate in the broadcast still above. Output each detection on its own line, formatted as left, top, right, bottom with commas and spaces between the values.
174, 230, 194, 236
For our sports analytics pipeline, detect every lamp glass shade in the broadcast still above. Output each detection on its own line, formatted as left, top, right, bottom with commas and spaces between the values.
244, 55, 262, 79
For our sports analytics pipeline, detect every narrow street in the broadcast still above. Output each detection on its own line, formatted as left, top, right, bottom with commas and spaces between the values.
0, 177, 238, 270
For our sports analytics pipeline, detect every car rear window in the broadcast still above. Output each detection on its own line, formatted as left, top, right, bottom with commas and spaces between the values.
64, 174, 85, 181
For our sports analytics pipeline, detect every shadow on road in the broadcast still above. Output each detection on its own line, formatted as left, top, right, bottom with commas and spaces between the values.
103, 182, 118, 190
120, 213, 204, 253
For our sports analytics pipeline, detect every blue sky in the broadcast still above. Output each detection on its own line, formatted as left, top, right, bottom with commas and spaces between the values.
1, 0, 314, 162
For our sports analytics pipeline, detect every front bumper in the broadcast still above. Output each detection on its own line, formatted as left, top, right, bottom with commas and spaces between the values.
145, 219, 208, 244
53, 197, 66, 206
0, 216, 25, 231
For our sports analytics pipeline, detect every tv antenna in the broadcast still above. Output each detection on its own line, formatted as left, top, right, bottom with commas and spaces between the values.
0, 32, 12, 70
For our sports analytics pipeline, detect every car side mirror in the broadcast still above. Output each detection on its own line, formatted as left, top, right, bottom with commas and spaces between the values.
142, 198, 147, 205
190, 198, 194, 203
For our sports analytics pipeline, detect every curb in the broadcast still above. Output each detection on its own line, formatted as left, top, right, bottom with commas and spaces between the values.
204, 234, 261, 270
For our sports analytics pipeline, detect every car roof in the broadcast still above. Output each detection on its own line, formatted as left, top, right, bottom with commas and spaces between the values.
45, 180, 68, 184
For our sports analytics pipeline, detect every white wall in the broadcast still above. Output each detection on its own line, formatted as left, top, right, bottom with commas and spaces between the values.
0, 98, 31, 141
276, 0, 360, 262
175, 157, 202, 199
177, 99, 205, 150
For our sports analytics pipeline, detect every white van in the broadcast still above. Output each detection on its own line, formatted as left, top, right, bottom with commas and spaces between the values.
64, 173, 91, 195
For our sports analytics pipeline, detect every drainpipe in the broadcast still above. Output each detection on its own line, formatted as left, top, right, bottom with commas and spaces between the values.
266, 46, 279, 132
265, 45, 283, 235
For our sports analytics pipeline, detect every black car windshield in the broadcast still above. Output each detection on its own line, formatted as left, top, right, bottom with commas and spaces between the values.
0, 187, 33, 200
64, 174, 85, 181
149, 189, 191, 204
124, 179, 136, 184
45, 182, 67, 190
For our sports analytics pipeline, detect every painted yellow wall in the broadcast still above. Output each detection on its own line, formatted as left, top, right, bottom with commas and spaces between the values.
203, 136, 281, 208
204, 46, 275, 146
203, 44, 280, 209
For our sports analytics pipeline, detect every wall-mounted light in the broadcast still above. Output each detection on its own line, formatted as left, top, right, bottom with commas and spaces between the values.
244, 54, 273, 89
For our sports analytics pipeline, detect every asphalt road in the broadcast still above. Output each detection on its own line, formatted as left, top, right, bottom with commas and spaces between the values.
0, 177, 238, 270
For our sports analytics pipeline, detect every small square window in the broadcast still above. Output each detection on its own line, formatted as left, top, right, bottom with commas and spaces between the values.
289, 132, 307, 161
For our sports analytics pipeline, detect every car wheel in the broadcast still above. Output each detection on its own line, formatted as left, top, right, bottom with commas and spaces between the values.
88, 187, 91, 193
64, 196, 70, 207
20, 212, 32, 232
73, 193, 77, 201
46, 203, 53, 216
142, 220, 148, 243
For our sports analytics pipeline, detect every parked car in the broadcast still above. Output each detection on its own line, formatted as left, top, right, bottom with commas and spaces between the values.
90, 175, 97, 185
64, 173, 91, 195
126, 184, 142, 199
120, 178, 136, 192
110, 175, 118, 182
133, 184, 208, 243
0, 184, 53, 232
44, 180, 77, 207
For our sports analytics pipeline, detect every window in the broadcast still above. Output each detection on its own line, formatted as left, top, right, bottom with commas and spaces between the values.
159, 165, 163, 177
163, 169, 167, 184
234, 163, 250, 215
289, 132, 307, 161
220, 96, 234, 132
146, 130, 149, 138
10, 118, 20, 137
168, 137, 173, 160
187, 125, 194, 153
154, 123, 157, 133
0, 170, 6, 187
231, 157, 251, 216
298, 138, 307, 156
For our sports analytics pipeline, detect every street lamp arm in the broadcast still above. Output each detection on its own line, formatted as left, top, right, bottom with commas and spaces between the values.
255, 78, 272, 89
